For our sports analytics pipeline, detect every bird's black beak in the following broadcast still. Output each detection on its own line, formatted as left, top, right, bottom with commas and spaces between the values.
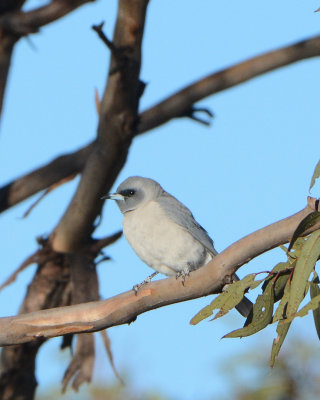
101, 193, 125, 201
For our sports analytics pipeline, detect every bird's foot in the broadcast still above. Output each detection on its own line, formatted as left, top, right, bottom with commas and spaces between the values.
175, 270, 190, 286
133, 271, 159, 295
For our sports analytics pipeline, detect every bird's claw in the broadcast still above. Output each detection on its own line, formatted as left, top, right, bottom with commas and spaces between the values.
132, 271, 159, 295
175, 270, 190, 286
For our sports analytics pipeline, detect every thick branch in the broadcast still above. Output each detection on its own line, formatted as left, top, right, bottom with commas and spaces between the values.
0, 199, 318, 346
0, 0, 94, 36
50, 0, 149, 252
0, 34, 16, 119
2, 34, 320, 212
0, 142, 93, 212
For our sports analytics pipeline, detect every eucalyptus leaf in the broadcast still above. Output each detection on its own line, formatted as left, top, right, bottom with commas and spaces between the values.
223, 282, 274, 338
286, 230, 320, 318
288, 212, 320, 251
273, 277, 291, 323
309, 159, 320, 191
190, 274, 259, 325
310, 281, 320, 341
270, 322, 291, 368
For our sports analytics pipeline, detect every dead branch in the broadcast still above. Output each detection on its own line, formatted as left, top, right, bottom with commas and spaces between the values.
0, 198, 318, 346
0, 0, 93, 120
2, 34, 320, 213
0, 142, 93, 213
22, 174, 77, 218
0, 0, 94, 36
50, 0, 149, 253
92, 22, 118, 54
137, 34, 320, 133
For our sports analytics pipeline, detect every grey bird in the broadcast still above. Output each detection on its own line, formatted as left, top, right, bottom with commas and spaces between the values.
104, 176, 252, 317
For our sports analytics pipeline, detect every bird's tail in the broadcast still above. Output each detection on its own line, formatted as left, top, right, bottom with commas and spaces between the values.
235, 295, 253, 318
232, 273, 253, 317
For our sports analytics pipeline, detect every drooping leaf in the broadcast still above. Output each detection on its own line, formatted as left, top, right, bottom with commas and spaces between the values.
223, 282, 274, 338
309, 159, 320, 191
273, 276, 292, 323
286, 230, 320, 318
261, 262, 292, 302
270, 322, 291, 368
273, 272, 291, 303
283, 290, 320, 322
288, 212, 320, 251
190, 274, 261, 325
310, 280, 320, 341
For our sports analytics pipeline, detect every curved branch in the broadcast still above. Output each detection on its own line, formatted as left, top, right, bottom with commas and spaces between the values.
2, 34, 320, 212
0, 0, 94, 35
0, 198, 318, 346
138, 34, 320, 133
0, 143, 93, 213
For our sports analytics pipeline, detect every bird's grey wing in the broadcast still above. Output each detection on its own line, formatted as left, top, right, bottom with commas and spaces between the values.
157, 192, 218, 256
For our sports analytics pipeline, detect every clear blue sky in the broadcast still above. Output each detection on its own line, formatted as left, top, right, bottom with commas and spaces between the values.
1, 1, 320, 399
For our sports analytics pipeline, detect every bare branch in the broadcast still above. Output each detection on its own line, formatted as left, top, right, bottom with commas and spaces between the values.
0, 35, 17, 118
92, 22, 118, 54
89, 231, 122, 254
22, 174, 77, 218
0, 0, 95, 36
50, 0, 149, 253
137, 34, 320, 133
2, 34, 320, 213
0, 142, 93, 213
0, 198, 318, 346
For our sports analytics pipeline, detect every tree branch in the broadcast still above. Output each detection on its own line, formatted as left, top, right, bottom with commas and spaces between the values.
0, 198, 318, 346
50, 0, 149, 253
2, 34, 320, 213
137, 34, 320, 133
0, 142, 93, 213
0, 0, 94, 36
0, 0, 93, 120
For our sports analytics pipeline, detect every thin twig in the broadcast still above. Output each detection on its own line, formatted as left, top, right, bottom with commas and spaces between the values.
92, 22, 118, 54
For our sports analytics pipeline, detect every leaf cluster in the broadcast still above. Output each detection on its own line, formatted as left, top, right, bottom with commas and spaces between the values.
191, 159, 320, 367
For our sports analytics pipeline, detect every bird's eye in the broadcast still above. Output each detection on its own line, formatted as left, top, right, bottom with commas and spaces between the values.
120, 189, 136, 197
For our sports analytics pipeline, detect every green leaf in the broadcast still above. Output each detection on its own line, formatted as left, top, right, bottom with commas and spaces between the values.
288, 212, 320, 251
309, 159, 320, 191
286, 230, 320, 318
190, 274, 259, 325
310, 281, 320, 340
272, 276, 291, 322
270, 322, 291, 368
223, 282, 274, 338
284, 292, 320, 322
261, 262, 292, 302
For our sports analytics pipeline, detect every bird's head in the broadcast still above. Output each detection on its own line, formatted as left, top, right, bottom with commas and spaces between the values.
103, 176, 163, 214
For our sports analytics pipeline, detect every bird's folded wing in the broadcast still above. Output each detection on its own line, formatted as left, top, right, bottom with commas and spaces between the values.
157, 193, 218, 256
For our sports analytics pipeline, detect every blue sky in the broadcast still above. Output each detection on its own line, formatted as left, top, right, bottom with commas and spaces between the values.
1, 1, 320, 399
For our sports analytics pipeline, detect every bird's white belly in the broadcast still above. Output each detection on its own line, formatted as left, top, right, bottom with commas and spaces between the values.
123, 201, 210, 275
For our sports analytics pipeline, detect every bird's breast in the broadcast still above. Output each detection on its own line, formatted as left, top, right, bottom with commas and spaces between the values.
122, 201, 210, 274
